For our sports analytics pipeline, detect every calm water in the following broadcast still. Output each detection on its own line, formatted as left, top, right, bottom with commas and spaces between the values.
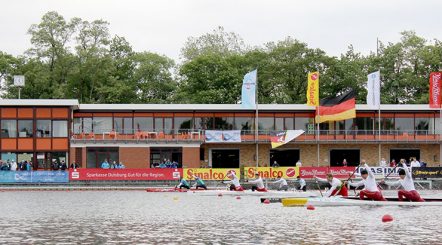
1, 190, 442, 244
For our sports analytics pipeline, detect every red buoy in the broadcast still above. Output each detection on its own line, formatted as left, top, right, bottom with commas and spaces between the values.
382, 214, 393, 223
236, 196, 241, 200
306, 205, 315, 210
263, 199, 270, 204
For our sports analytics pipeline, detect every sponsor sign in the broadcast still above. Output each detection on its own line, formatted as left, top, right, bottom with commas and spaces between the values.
354, 166, 401, 178
0, 171, 68, 183
299, 167, 355, 179
412, 167, 442, 179
205, 130, 241, 143
183, 168, 240, 180
244, 167, 299, 179
69, 168, 182, 181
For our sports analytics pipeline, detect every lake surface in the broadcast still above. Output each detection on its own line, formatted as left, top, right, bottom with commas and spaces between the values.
0, 190, 441, 244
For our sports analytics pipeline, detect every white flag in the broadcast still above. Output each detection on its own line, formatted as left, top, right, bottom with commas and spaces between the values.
367, 71, 380, 109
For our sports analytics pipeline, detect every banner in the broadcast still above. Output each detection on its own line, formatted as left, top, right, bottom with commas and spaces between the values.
367, 71, 380, 109
299, 167, 356, 179
69, 168, 182, 181
183, 168, 240, 180
429, 72, 442, 108
205, 130, 241, 143
241, 69, 257, 109
244, 167, 299, 179
354, 166, 401, 178
412, 167, 442, 178
270, 130, 305, 148
0, 171, 69, 183
306, 71, 319, 106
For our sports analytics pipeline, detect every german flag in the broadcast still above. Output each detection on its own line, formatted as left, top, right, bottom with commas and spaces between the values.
315, 89, 356, 123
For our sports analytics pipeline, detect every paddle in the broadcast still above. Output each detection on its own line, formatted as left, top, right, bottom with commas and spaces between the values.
378, 163, 400, 188
315, 179, 324, 197
344, 163, 361, 195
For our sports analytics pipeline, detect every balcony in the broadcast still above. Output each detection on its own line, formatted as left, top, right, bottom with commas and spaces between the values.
70, 129, 441, 144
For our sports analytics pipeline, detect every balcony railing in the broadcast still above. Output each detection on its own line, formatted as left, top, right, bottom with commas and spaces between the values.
70, 129, 442, 144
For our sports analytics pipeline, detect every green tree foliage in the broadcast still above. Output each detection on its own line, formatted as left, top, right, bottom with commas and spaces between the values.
1, 11, 442, 105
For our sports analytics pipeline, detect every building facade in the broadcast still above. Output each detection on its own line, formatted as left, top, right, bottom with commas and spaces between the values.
1, 100, 440, 169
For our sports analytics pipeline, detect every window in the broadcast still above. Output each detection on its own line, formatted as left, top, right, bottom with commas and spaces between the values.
395, 117, 414, 133
83, 118, 93, 133
18, 120, 33, 137
258, 117, 274, 131
53, 121, 68, 137
93, 117, 112, 134
114, 118, 123, 133
234, 117, 254, 132
1, 120, 16, 138
123, 118, 133, 134
355, 117, 374, 134
164, 118, 173, 134
134, 117, 153, 132
36, 120, 51, 137
174, 117, 193, 133
295, 117, 314, 134
284, 118, 294, 130
214, 117, 234, 130
376, 118, 394, 134
195, 117, 214, 130
275, 118, 284, 131
73, 118, 81, 134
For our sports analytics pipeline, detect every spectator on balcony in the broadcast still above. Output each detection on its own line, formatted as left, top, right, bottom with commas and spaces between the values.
70, 162, 80, 169
159, 162, 166, 168
296, 160, 302, 167
390, 159, 396, 167
25, 161, 32, 171
51, 160, 59, 171
60, 161, 67, 171
110, 161, 117, 169
379, 158, 387, 167
171, 161, 178, 169
116, 161, 125, 169
342, 159, 348, 167
165, 159, 172, 168
272, 161, 279, 167
410, 158, 421, 168
101, 159, 110, 169
10, 161, 17, 171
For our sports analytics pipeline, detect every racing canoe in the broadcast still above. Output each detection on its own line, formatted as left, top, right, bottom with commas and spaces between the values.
188, 190, 319, 197
281, 196, 442, 207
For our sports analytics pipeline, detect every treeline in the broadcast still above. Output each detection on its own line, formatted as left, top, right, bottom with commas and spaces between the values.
0, 11, 441, 104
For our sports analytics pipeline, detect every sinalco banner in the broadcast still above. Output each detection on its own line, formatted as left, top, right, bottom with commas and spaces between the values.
183, 168, 240, 180
244, 167, 299, 179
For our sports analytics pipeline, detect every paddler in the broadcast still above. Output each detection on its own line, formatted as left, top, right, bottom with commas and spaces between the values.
315, 173, 348, 197
272, 173, 289, 191
348, 163, 386, 201
192, 174, 208, 190
224, 170, 244, 191
381, 163, 425, 202
175, 177, 190, 190
247, 172, 267, 192
296, 176, 306, 192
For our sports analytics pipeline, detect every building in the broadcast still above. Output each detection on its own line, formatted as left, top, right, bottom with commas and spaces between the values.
0, 99, 440, 169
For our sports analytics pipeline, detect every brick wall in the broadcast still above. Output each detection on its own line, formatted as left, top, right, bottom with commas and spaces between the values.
182, 147, 200, 168
119, 147, 149, 168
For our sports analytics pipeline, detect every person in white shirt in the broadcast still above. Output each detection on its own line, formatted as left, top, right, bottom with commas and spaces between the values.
272, 173, 288, 191
410, 158, 421, 168
224, 170, 244, 191
10, 161, 17, 171
247, 173, 267, 192
296, 176, 306, 192
296, 160, 302, 167
349, 163, 386, 201
379, 158, 387, 167
315, 173, 348, 197
381, 163, 424, 202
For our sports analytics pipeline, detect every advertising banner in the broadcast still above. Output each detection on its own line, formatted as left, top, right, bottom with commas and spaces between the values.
299, 167, 355, 179
244, 167, 299, 179
183, 168, 240, 180
354, 166, 401, 178
0, 171, 69, 183
412, 167, 442, 178
69, 168, 182, 181
205, 130, 241, 143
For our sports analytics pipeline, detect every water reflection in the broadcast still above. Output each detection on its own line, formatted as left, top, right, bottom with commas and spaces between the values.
0, 191, 441, 244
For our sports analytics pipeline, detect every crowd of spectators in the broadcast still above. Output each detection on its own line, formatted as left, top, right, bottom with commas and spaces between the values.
0, 160, 32, 171
100, 159, 126, 169
151, 158, 179, 169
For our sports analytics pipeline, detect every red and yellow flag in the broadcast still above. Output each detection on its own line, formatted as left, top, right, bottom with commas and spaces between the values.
307, 72, 319, 106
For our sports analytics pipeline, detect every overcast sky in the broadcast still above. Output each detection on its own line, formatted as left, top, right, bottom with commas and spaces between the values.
1, 0, 442, 61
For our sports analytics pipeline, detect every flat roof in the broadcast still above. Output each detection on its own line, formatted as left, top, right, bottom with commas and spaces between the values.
0, 99, 79, 108
78, 103, 438, 111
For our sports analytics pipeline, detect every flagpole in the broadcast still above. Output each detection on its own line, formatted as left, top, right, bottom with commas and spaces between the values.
255, 69, 259, 168
317, 106, 320, 167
